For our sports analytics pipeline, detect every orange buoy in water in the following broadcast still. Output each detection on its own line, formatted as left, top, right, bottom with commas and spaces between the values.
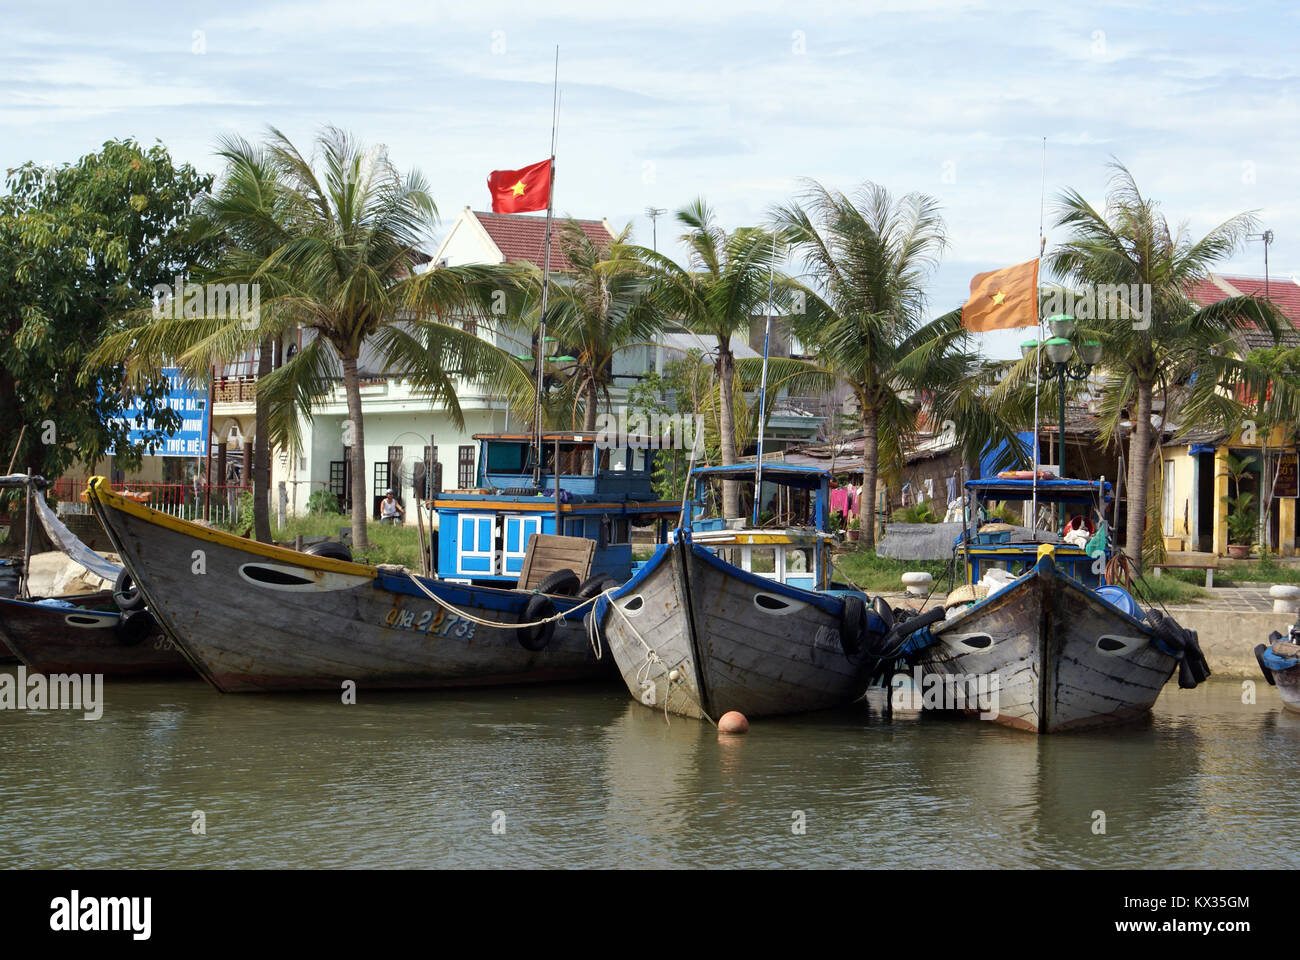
718, 711, 749, 734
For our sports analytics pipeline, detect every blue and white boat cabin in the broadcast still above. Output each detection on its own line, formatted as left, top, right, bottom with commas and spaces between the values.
958, 476, 1112, 588
432, 432, 680, 585
682, 464, 836, 592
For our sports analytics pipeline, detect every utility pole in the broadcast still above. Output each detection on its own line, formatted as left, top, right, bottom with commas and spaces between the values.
646, 206, 667, 253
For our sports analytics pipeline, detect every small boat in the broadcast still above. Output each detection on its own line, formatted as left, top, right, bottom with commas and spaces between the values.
85, 477, 608, 693
0, 591, 185, 677
0, 471, 188, 677
1255, 619, 1300, 713
595, 464, 886, 720
897, 476, 1210, 733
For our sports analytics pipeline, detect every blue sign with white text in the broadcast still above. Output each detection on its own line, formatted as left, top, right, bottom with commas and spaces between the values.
107, 368, 209, 458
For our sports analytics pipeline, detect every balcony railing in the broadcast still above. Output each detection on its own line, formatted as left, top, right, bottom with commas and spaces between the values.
213, 377, 258, 404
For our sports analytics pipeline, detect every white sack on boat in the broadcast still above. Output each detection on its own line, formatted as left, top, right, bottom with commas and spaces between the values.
978, 567, 1018, 597
31, 491, 123, 583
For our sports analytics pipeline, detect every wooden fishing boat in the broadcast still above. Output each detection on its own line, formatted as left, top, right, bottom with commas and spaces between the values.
0, 470, 188, 676
85, 477, 607, 693
0, 592, 186, 677
595, 465, 885, 720
899, 476, 1210, 733
1255, 620, 1300, 713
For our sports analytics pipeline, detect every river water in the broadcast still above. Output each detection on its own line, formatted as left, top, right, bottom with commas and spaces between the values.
1, 672, 1296, 869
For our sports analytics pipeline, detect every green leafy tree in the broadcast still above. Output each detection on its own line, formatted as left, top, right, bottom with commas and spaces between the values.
0, 139, 215, 482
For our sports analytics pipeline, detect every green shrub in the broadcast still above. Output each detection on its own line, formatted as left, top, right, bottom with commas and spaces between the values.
891, 502, 939, 524
306, 489, 341, 515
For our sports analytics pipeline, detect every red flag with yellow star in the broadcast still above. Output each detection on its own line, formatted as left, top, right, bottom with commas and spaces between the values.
962, 258, 1040, 331
487, 158, 552, 214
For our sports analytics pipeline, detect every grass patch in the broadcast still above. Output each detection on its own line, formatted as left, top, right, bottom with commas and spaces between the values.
1159, 557, 1300, 588
1222, 557, 1300, 585
272, 514, 424, 568
836, 547, 1210, 604
832, 549, 953, 593
1130, 575, 1208, 604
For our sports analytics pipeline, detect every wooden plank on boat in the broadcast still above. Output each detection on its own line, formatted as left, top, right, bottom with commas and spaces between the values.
517, 534, 595, 589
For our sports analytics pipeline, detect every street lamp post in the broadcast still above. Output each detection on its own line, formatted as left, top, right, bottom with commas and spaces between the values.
1021, 314, 1102, 527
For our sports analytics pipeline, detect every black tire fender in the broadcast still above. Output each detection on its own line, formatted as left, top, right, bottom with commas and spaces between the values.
1255, 643, 1277, 686
115, 608, 156, 646
537, 568, 580, 596
305, 540, 353, 562
112, 568, 145, 612
576, 574, 619, 600
519, 593, 556, 651
839, 595, 865, 657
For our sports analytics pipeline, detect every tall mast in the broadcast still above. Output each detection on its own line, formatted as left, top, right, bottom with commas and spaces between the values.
1030, 136, 1046, 537
752, 228, 777, 526
533, 46, 560, 485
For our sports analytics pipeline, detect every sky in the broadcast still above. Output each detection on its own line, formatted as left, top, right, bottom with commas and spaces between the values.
4, 0, 1297, 359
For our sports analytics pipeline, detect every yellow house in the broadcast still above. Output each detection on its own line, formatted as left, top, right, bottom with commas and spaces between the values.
1157, 273, 1300, 557
1160, 423, 1297, 557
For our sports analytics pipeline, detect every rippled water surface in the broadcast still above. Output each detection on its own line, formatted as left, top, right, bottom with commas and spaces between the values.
1, 671, 1297, 868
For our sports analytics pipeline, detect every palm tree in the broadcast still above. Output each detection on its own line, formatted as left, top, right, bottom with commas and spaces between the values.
1046, 161, 1285, 566
523, 218, 662, 433
194, 139, 290, 542
773, 180, 1009, 550
96, 128, 528, 553
627, 200, 787, 518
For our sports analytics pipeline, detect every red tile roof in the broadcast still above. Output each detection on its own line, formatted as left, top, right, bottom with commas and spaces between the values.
472, 211, 614, 272
1187, 274, 1300, 327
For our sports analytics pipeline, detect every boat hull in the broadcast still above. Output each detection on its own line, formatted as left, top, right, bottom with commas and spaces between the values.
915, 557, 1177, 733
600, 538, 870, 719
0, 593, 188, 677
1274, 666, 1300, 713
86, 479, 605, 693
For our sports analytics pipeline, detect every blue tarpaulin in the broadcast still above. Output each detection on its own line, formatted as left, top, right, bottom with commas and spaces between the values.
979, 432, 1035, 478
964, 477, 1112, 502
1262, 647, 1299, 672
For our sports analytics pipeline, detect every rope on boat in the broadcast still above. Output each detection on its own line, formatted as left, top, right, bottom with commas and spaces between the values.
405, 573, 610, 660
605, 598, 717, 728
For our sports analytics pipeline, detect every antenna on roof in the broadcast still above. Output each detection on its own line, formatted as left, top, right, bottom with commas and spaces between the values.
646, 206, 667, 252
1247, 229, 1274, 300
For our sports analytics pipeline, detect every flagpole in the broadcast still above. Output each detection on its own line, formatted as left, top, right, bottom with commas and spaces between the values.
533, 46, 560, 486
752, 228, 777, 526
1030, 135, 1046, 538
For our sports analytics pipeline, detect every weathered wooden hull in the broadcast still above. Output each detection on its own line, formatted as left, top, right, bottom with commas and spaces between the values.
86, 478, 605, 693
0, 593, 188, 677
601, 542, 708, 718
916, 558, 1176, 733
1275, 667, 1300, 713
600, 538, 870, 719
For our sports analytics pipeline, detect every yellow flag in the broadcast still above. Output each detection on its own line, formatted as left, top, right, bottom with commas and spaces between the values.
962, 259, 1039, 331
